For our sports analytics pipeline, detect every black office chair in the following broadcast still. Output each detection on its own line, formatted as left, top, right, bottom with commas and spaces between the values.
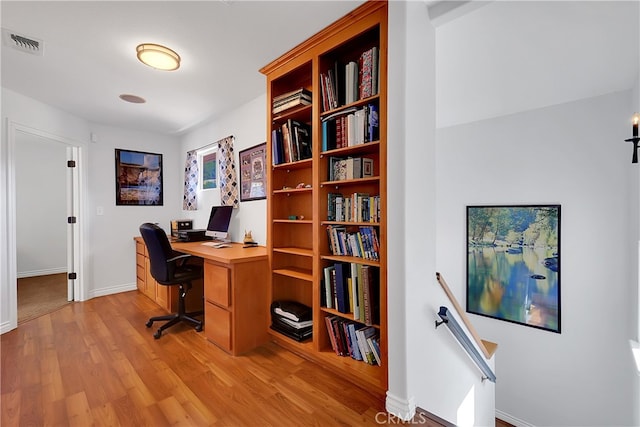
139, 223, 204, 339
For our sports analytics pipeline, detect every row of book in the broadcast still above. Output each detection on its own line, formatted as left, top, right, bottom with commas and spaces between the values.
328, 156, 374, 181
270, 300, 312, 342
327, 192, 380, 223
272, 119, 312, 165
325, 316, 381, 365
326, 225, 380, 261
321, 104, 379, 151
322, 262, 379, 324
319, 47, 380, 112
272, 88, 312, 115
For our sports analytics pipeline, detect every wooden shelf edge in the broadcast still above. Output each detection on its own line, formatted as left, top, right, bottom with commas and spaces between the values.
481, 340, 498, 358
321, 254, 380, 266
273, 247, 314, 257
321, 177, 380, 187
273, 267, 313, 282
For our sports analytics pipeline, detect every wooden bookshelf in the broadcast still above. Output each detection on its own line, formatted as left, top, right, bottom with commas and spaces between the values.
260, 0, 388, 396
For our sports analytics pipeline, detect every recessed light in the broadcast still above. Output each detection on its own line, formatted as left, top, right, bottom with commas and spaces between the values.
136, 43, 180, 71
119, 94, 146, 104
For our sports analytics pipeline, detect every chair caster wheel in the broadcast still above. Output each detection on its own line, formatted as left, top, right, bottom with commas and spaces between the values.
153, 330, 162, 339
195, 324, 203, 332
146, 320, 153, 328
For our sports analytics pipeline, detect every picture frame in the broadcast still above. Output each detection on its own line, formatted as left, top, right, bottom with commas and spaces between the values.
466, 204, 561, 333
115, 149, 163, 206
239, 142, 267, 201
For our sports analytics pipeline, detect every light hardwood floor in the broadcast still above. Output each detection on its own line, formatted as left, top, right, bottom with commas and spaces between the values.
3, 290, 430, 426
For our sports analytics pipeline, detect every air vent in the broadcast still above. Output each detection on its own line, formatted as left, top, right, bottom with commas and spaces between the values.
2, 28, 43, 56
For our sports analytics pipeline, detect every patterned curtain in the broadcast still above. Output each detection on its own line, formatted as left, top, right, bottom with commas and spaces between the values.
183, 150, 198, 210
217, 135, 239, 208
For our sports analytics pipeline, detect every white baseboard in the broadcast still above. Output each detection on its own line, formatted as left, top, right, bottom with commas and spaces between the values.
17, 267, 67, 279
89, 282, 137, 299
385, 392, 416, 421
0, 320, 16, 335
496, 409, 535, 427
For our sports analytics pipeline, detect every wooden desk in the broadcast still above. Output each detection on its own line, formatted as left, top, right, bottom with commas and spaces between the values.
135, 238, 269, 355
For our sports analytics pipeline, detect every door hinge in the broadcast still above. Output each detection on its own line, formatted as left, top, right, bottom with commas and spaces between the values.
68, 272, 77, 280
67, 216, 77, 224
67, 160, 76, 168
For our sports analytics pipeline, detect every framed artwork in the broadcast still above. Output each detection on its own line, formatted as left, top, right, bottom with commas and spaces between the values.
239, 142, 267, 201
466, 205, 561, 333
115, 149, 163, 205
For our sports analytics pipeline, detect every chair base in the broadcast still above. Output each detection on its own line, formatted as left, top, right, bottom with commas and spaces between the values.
145, 283, 203, 339
146, 310, 204, 339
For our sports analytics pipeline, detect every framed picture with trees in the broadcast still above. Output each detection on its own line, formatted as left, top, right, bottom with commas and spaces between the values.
466, 204, 561, 333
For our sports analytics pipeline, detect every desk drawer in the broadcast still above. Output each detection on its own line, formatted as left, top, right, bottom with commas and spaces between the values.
205, 301, 231, 352
204, 262, 230, 307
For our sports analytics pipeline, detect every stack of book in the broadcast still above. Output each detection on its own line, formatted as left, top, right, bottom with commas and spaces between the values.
272, 88, 312, 114
270, 300, 312, 342
324, 316, 381, 366
272, 119, 312, 165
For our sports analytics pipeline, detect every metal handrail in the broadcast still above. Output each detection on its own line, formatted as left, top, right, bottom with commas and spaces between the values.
436, 306, 496, 383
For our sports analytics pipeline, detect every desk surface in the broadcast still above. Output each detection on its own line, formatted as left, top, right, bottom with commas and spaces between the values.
171, 241, 267, 264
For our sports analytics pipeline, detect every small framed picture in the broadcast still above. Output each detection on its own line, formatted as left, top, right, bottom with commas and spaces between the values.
115, 149, 163, 205
362, 158, 374, 177
239, 142, 267, 202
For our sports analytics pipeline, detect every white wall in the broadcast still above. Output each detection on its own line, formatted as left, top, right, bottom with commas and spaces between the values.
15, 132, 67, 276
1, 88, 91, 330
86, 123, 182, 297
436, 91, 636, 426
180, 94, 268, 245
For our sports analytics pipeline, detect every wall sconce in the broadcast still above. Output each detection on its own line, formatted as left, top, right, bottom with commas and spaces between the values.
626, 112, 640, 163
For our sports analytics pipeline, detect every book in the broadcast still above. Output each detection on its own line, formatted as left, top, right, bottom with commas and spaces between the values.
273, 88, 312, 103
272, 97, 311, 114
333, 262, 350, 314
323, 265, 335, 309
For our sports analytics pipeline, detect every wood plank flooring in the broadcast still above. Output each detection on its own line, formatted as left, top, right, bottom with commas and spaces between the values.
2, 290, 407, 426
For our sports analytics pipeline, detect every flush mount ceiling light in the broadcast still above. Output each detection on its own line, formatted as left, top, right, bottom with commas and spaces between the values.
136, 43, 180, 71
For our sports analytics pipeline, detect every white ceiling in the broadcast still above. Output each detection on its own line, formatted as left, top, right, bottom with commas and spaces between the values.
435, 0, 640, 129
1, 0, 365, 135
2, 1, 638, 136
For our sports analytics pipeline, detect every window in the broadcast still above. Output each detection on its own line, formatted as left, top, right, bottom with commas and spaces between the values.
199, 146, 217, 190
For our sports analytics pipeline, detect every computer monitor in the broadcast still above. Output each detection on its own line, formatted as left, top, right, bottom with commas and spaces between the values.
205, 205, 233, 241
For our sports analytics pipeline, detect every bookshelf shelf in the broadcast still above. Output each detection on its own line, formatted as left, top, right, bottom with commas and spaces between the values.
320, 94, 380, 118
320, 176, 380, 188
273, 267, 313, 282
320, 254, 380, 267
273, 247, 314, 257
262, 0, 387, 397
273, 187, 312, 195
272, 158, 313, 171
321, 141, 380, 157
321, 221, 380, 227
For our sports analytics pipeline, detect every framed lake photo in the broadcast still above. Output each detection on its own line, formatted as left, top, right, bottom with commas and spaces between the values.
115, 149, 163, 205
467, 205, 560, 333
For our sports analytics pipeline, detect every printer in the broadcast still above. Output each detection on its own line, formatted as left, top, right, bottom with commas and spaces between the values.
176, 229, 211, 242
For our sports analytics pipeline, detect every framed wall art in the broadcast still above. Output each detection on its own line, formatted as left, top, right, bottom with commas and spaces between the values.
115, 149, 163, 206
466, 204, 561, 333
239, 142, 267, 201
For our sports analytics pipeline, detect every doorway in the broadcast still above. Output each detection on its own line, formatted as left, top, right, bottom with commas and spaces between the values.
7, 122, 84, 329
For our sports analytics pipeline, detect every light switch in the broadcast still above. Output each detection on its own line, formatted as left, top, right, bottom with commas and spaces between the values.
96, 206, 104, 216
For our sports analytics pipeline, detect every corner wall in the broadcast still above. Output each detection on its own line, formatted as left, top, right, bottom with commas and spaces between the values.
436, 91, 636, 426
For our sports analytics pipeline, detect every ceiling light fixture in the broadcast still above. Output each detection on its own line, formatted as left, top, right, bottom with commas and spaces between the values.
136, 43, 180, 71
119, 94, 146, 104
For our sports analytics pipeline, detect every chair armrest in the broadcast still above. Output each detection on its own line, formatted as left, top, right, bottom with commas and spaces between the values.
167, 253, 191, 264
